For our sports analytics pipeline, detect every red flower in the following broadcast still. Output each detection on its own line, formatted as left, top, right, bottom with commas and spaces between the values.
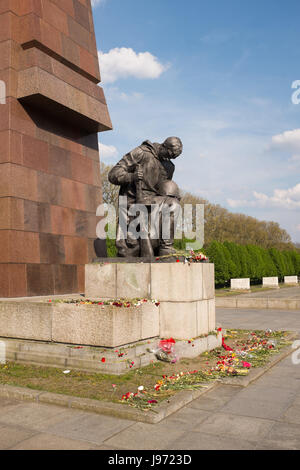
148, 400, 158, 404
176, 259, 180, 263
101, 357, 106, 363
222, 337, 233, 352
242, 361, 251, 369
217, 328, 222, 332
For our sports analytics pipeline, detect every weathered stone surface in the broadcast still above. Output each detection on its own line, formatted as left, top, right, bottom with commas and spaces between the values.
159, 301, 197, 339
85, 263, 117, 299
263, 277, 279, 287
203, 263, 215, 299
197, 300, 209, 336
85, 262, 215, 340
208, 298, 216, 332
0, 303, 51, 341
151, 263, 203, 302
116, 263, 151, 299
284, 276, 298, 285
231, 278, 250, 290
141, 302, 160, 339
52, 302, 159, 347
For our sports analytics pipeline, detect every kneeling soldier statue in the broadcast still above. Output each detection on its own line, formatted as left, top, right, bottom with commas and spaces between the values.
108, 137, 183, 257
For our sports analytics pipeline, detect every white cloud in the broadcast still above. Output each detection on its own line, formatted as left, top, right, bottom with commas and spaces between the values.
98, 47, 169, 84
91, 0, 106, 7
99, 142, 118, 159
270, 128, 300, 155
227, 183, 300, 210
105, 86, 144, 102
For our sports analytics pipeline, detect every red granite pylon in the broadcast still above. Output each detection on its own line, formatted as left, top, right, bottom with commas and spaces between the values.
0, 0, 112, 297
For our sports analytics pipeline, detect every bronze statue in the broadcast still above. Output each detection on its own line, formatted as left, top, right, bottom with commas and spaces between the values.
108, 137, 183, 258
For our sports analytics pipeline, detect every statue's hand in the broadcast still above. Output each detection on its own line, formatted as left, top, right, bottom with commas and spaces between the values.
133, 167, 143, 182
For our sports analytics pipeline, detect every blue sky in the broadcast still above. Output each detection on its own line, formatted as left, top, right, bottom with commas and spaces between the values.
92, 0, 300, 242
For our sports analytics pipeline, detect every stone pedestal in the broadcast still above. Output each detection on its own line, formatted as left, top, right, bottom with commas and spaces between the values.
0, 300, 159, 348
0, 261, 220, 373
85, 261, 216, 340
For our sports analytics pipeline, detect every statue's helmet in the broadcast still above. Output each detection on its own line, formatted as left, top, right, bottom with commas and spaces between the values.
158, 180, 181, 199
163, 137, 183, 158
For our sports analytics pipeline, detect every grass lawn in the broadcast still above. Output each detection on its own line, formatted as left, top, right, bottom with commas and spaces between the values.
0, 329, 292, 411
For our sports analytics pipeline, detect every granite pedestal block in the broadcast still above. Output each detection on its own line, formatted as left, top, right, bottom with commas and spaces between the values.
85, 261, 216, 340
0, 300, 159, 348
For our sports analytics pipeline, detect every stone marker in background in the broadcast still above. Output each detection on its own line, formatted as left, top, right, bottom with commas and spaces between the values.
230, 278, 250, 290
284, 276, 298, 285
263, 277, 279, 288
0, 0, 112, 297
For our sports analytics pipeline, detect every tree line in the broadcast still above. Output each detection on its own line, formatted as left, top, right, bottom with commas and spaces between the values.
203, 241, 300, 287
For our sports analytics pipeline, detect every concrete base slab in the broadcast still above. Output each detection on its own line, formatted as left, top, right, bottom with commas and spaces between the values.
0, 332, 222, 375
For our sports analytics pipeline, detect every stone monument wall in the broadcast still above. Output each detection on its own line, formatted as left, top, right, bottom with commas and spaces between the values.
0, 0, 112, 297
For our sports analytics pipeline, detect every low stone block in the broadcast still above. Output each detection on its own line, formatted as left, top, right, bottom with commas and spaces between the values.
159, 301, 197, 340
52, 302, 159, 348
284, 276, 298, 285
85, 263, 116, 299
0, 302, 52, 341
263, 277, 278, 287
230, 278, 250, 290
176, 336, 208, 358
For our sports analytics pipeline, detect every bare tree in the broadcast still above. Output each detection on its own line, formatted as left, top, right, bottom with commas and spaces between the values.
100, 162, 119, 207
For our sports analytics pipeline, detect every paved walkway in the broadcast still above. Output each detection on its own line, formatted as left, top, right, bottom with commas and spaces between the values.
0, 307, 299, 450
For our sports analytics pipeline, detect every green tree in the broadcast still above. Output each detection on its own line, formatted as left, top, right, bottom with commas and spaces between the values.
269, 248, 287, 280
224, 241, 242, 278
222, 243, 239, 279
206, 241, 229, 286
